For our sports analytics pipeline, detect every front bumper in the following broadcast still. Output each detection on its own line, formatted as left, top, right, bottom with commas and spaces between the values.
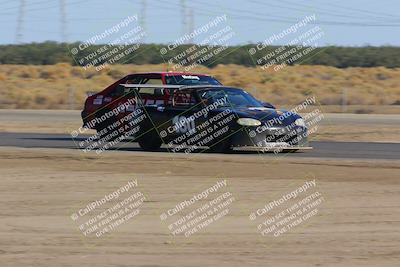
232, 145, 312, 152
230, 125, 311, 152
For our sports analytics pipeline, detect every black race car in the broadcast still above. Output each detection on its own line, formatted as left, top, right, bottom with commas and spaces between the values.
117, 84, 311, 153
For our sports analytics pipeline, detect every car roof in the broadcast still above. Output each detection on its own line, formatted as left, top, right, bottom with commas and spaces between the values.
120, 84, 243, 91
180, 85, 244, 91
127, 72, 212, 77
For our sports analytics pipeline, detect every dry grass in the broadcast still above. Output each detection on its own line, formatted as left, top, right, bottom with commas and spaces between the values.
0, 63, 399, 111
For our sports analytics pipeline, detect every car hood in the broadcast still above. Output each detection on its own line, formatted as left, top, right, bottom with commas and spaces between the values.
217, 106, 301, 126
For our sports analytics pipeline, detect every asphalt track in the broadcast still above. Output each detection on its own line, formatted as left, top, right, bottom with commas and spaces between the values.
0, 132, 399, 160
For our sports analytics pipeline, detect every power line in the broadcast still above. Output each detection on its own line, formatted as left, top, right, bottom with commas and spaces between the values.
251, 0, 398, 22
154, 0, 400, 28
0, 0, 90, 15
328, 2, 400, 19
275, 0, 400, 21
182, 0, 400, 27
2, 0, 55, 11
0, 0, 19, 6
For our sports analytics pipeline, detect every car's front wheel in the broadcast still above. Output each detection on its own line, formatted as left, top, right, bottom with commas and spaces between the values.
138, 130, 162, 151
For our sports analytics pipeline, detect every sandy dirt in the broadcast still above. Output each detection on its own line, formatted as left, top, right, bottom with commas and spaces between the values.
0, 147, 399, 267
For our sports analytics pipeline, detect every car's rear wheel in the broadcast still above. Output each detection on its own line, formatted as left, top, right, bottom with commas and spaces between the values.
138, 130, 162, 151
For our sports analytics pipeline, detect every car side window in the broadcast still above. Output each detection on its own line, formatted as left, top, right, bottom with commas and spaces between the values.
139, 77, 163, 94
110, 76, 142, 97
142, 78, 163, 85
173, 90, 197, 107
111, 85, 125, 97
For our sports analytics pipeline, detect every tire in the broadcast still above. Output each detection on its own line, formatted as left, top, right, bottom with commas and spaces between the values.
138, 130, 162, 151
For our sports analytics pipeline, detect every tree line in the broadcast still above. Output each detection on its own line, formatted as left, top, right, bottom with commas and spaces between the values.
0, 41, 399, 68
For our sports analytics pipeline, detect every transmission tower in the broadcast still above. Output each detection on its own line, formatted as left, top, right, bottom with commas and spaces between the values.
188, 9, 194, 44
180, 0, 187, 38
15, 0, 26, 43
60, 0, 67, 42
140, 0, 146, 42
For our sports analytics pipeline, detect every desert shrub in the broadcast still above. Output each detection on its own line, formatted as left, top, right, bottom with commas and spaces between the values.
319, 94, 342, 105
1, 63, 400, 109
34, 95, 47, 105
39, 68, 59, 80
54, 63, 71, 78
70, 67, 84, 78
17, 66, 39, 79
107, 69, 125, 79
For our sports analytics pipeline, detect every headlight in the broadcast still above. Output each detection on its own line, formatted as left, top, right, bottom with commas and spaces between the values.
237, 118, 261, 126
294, 118, 306, 127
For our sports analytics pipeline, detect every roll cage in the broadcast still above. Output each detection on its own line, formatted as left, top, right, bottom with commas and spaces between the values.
119, 84, 229, 108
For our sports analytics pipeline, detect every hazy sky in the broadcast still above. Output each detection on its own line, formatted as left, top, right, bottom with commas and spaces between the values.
1, 0, 399, 46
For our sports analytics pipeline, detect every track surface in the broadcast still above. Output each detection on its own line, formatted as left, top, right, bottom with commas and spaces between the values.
1, 132, 399, 160
2, 109, 400, 124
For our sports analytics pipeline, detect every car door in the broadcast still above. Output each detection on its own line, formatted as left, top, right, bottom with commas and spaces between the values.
156, 90, 206, 150
106, 75, 143, 115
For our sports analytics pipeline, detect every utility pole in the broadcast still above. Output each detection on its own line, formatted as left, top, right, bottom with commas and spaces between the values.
15, 0, 26, 43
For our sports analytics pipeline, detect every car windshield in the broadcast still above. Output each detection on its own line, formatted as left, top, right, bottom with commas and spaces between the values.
198, 88, 263, 108
165, 75, 221, 85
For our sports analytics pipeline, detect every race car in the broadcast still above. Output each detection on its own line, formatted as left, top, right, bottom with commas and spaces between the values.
116, 84, 311, 153
81, 71, 222, 133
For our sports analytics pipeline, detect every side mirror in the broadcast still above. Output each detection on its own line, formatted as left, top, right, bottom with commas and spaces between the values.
262, 102, 276, 109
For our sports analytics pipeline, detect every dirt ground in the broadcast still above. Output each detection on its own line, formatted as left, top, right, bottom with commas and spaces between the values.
0, 147, 399, 267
